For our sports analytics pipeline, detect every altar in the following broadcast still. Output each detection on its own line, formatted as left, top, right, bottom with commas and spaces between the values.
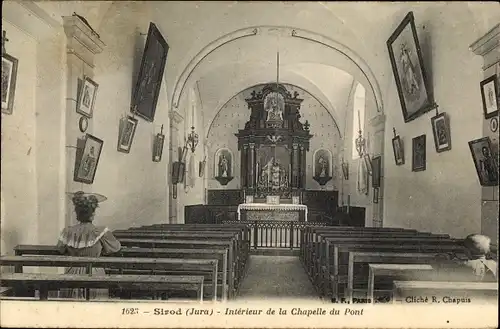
237, 203, 308, 222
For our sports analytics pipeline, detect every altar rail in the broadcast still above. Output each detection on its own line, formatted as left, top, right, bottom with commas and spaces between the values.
223, 220, 327, 250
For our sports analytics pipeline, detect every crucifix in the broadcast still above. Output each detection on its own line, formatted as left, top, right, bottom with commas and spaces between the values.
2, 30, 9, 54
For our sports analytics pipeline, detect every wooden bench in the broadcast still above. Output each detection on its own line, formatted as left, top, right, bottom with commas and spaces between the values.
310, 232, 449, 281
0, 273, 205, 301
345, 252, 444, 303
14, 245, 232, 300
113, 230, 247, 277
1, 255, 218, 301
310, 234, 456, 292
367, 263, 434, 303
392, 280, 498, 304
117, 238, 238, 296
325, 242, 465, 301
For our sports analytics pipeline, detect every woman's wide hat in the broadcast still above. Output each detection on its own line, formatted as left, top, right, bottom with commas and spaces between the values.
66, 191, 107, 203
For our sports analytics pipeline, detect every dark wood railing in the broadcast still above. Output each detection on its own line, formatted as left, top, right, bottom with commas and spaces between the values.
223, 220, 327, 250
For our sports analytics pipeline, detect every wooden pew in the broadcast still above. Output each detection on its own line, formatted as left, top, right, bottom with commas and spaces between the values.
113, 230, 247, 276
310, 233, 455, 291
117, 238, 238, 297
367, 263, 434, 303
309, 231, 447, 281
345, 251, 445, 303
1, 255, 218, 301
392, 280, 498, 304
325, 241, 465, 301
0, 273, 205, 301
14, 245, 232, 301
119, 225, 251, 273
300, 226, 415, 264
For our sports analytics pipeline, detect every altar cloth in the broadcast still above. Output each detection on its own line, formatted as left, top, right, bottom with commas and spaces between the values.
237, 203, 308, 221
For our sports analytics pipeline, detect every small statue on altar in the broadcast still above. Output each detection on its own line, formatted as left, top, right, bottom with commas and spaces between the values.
264, 92, 284, 122
270, 160, 281, 190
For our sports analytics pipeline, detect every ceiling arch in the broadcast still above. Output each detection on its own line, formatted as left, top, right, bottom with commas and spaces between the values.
172, 26, 383, 117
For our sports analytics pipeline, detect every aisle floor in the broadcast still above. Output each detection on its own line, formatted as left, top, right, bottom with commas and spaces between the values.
236, 255, 321, 301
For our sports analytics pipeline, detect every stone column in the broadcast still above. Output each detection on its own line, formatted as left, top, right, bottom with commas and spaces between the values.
62, 16, 105, 226
291, 143, 299, 189
470, 24, 500, 242
169, 110, 184, 223
369, 114, 386, 227
248, 143, 255, 190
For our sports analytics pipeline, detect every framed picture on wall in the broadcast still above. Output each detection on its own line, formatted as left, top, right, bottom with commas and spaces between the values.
74, 134, 104, 184
392, 135, 405, 165
412, 134, 426, 172
430, 112, 451, 153
77, 76, 99, 118
480, 75, 499, 119
372, 156, 382, 188
387, 11, 434, 123
117, 116, 138, 153
1, 52, 18, 115
131, 23, 169, 122
468, 137, 498, 186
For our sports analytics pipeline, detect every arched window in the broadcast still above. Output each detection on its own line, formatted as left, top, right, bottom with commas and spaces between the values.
352, 83, 366, 159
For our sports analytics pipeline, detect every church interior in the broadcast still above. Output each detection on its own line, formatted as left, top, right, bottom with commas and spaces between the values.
1, 1, 499, 311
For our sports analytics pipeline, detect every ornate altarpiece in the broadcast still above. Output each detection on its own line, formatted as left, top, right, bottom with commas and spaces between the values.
236, 84, 312, 201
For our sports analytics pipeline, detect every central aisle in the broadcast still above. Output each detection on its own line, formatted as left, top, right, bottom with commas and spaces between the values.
236, 255, 321, 301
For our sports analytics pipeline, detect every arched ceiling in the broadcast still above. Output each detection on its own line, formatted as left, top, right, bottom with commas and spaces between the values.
32, 1, 500, 138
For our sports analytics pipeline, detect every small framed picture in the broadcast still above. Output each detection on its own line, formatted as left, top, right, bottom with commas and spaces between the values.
363, 154, 373, 176
152, 130, 165, 162
468, 137, 498, 186
480, 75, 498, 119
372, 156, 382, 188
74, 134, 104, 184
373, 188, 379, 204
430, 112, 452, 153
412, 134, 426, 172
1, 52, 18, 115
77, 76, 99, 118
341, 162, 349, 180
392, 135, 405, 165
117, 116, 138, 153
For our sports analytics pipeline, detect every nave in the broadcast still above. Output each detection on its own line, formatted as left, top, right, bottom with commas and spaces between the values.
1, 221, 497, 304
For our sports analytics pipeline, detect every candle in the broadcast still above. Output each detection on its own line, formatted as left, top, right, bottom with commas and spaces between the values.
256, 162, 259, 186
357, 110, 361, 132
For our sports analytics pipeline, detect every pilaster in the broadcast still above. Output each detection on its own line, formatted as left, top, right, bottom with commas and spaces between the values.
470, 24, 500, 241
62, 15, 105, 225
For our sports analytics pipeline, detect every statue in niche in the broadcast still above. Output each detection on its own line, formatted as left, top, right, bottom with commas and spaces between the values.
318, 156, 328, 178
264, 92, 284, 122
214, 148, 234, 186
313, 149, 332, 186
218, 154, 229, 177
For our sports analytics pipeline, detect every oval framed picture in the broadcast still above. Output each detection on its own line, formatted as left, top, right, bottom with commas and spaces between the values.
79, 116, 89, 133
490, 117, 498, 133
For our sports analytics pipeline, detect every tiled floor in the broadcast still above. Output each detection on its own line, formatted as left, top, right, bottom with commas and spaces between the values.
237, 255, 320, 301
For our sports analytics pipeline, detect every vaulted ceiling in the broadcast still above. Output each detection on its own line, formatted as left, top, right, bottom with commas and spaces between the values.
34, 1, 500, 136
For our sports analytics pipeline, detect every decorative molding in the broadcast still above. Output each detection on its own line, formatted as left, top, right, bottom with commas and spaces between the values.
63, 15, 105, 68
169, 110, 184, 125
369, 114, 386, 128
291, 28, 384, 113
2, 1, 62, 40
470, 24, 500, 57
172, 27, 259, 108
63, 16, 105, 54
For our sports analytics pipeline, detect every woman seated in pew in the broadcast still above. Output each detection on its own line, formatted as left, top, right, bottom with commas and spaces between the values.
461, 234, 497, 281
56, 191, 121, 299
